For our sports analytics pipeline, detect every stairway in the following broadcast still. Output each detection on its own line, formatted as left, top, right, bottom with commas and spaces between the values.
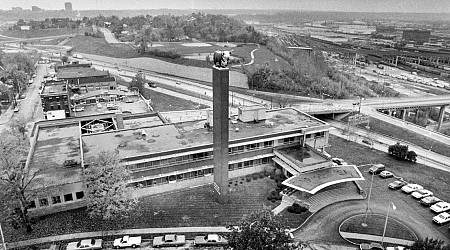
305, 187, 365, 213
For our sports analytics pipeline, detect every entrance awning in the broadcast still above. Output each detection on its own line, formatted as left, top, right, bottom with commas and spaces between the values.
272, 157, 298, 176
282, 165, 364, 194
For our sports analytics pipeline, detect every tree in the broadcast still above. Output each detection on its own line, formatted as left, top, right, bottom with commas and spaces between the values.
61, 55, 69, 64
406, 150, 417, 162
410, 237, 447, 250
0, 130, 39, 233
9, 116, 28, 140
84, 150, 137, 220
226, 208, 296, 250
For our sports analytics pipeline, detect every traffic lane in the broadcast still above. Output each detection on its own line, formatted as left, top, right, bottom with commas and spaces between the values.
359, 166, 450, 242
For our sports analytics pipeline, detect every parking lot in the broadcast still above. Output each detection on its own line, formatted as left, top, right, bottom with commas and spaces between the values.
72, 96, 149, 117
359, 164, 450, 241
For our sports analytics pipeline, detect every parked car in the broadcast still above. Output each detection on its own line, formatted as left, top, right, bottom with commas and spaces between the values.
379, 171, 393, 178
63, 159, 80, 168
369, 164, 385, 174
194, 234, 228, 247
67, 239, 102, 250
106, 103, 118, 110
73, 106, 85, 112
332, 158, 347, 165
124, 98, 134, 103
152, 234, 186, 248
113, 235, 142, 248
421, 196, 442, 206
411, 189, 433, 199
360, 243, 384, 250
401, 184, 423, 194
386, 247, 406, 250
431, 202, 450, 213
96, 103, 102, 109
388, 180, 407, 190
433, 212, 450, 225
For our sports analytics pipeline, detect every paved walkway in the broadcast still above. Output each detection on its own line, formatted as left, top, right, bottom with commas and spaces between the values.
340, 232, 415, 246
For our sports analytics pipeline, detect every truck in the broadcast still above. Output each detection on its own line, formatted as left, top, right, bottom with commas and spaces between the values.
113, 235, 142, 248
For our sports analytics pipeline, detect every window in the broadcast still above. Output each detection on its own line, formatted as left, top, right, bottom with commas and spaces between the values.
39, 198, 48, 207
183, 172, 191, 179
28, 200, 36, 209
146, 179, 153, 187
177, 174, 184, 181
64, 193, 73, 202
264, 141, 273, 148
168, 175, 176, 182
154, 178, 162, 185
237, 146, 244, 152
76, 191, 84, 199
315, 132, 325, 137
229, 164, 235, 171
51, 196, 61, 204
306, 134, 312, 139
198, 169, 204, 177
262, 157, 269, 164
283, 137, 295, 144
237, 162, 243, 169
205, 168, 213, 176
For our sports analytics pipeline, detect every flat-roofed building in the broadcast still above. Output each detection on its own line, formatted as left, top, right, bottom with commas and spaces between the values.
40, 80, 70, 119
26, 108, 363, 216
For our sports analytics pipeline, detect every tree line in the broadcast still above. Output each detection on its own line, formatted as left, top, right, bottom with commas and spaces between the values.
10, 18, 81, 30
244, 38, 400, 99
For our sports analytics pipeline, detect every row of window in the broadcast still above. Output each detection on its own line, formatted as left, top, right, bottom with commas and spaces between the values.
29, 191, 84, 209
79, 85, 115, 92
128, 138, 296, 172
129, 157, 272, 189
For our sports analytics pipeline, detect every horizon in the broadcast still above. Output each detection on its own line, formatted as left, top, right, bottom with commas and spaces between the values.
1, 0, 449, 13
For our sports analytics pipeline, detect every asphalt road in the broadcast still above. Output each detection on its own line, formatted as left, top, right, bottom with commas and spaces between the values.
293, 165, 450, 245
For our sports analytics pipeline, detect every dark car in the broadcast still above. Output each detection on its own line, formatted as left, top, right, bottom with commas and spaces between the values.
369, 164, 385, 175
63, 159, 80, 168
388, 180, 407, 190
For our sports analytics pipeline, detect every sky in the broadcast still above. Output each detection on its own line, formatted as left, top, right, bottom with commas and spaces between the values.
0, 0, 449, 13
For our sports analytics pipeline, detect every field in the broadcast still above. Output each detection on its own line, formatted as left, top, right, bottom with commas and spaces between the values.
327, 135, 450, 202
356, 117, 450, 158
146, 88, 210, 111
1, 28, 90, 39
3, 177, 303, 242
67, 35, 139, 58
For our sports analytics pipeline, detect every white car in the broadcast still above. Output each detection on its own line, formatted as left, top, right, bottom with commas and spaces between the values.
113, 235, 142, 248
411, 189, 433, 199
433, 212, 450, 225
67, 239, 102, 250
431, 202, 450, 213
401, 184, 423, 193
379, 171, 393, 178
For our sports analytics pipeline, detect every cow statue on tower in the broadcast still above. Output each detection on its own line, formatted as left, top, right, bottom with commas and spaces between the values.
213, 50, 232, 68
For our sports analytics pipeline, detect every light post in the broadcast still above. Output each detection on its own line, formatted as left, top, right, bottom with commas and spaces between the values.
362, 169, 375, 227
0, 222, 6, 250
381, 202, 396, 246
359, 96, 362, 113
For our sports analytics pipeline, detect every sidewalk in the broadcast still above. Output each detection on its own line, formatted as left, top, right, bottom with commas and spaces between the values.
7, 227, 230, 248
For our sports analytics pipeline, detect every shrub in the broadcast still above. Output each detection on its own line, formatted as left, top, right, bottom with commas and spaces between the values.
258, 172, 265, 179
287, 202, 307, 214
245, 176, 252, 182
252, 173, 259, 180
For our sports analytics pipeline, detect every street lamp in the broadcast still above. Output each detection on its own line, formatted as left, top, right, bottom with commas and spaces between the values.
0, 222, 7, 250
381, 202, 396, 246
362, 169, 375, 227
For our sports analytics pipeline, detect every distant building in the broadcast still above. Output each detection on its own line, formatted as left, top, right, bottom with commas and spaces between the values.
20, 26, 31, 30
336, 24, 376, 35
11, 7, 23, 11
402, 29, 431, 45
31, 6, 42, 11
65, 2, 73, 11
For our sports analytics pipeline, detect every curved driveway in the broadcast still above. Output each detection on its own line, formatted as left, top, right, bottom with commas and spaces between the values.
294, 165, 450, 245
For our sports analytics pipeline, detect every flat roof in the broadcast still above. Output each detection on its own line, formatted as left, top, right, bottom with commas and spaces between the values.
82, 108, 328, 162
282, 165, 364, 194
31, 124, 83, 186
57, 67, 109, 79
41, 84, 67, 96
71, 88, 128, 100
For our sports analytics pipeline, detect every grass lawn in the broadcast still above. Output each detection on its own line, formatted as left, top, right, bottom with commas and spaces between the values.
147, 88, 210, 111
356, 117, 450, 158
340, 214, 417, 242
327, 135, 450, 202
1, 28, 90, 39
67, 35, 139, 58
4, 177, 292, 242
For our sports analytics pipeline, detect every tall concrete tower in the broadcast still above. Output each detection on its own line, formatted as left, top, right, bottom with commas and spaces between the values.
212, 66, 229, 204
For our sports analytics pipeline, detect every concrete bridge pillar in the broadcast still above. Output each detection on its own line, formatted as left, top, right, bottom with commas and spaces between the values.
401, 109, 407, 120
415, 108, 420, 122
437, 105, 447, 132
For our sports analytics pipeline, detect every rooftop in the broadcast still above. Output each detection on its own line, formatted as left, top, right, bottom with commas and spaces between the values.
31, 123, 83, 186
282, 165, 364, 194
82, 108, 328, 162
71, 88, 128, 101
57, 67, 109, 79
41, 83, 67, 96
